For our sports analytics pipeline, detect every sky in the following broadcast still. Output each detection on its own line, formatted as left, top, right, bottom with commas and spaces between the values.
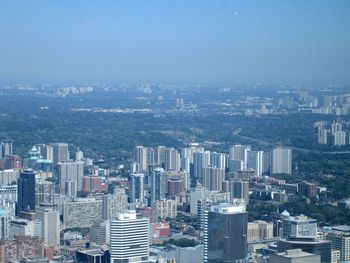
0, 0, 349, 85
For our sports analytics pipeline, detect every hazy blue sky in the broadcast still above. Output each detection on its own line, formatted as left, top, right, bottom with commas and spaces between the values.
0, 0, 349, 84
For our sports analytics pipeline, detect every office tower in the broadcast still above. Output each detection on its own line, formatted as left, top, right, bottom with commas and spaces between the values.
247, 150, 263, 176
17, 169, 36, 215
278, 215, 331, 263
271, 147, 292, 175
334, 131, 346, 146
210, 152, 226, 169
326, 226, 350, 262
318, 127, 328, 144
57, 161, 84, 195
110, 211, 149, 263
36, 208, 60, 247
202, 166, 225, 192
130, 173, 145, 203
134, 146, 148, 172
52, 143, 69, 164
0, 209, 10, 240
0, 141, 13, 159
270, 249, 321, 263
193, 151, 210, 179
204, 202, 248, 263
102, 188, 128, 220
164, 147, 180, 172
282, 215, 317, 239
63, 198, 102, 228
150, 167, 166, 203
229, 180, 249, 204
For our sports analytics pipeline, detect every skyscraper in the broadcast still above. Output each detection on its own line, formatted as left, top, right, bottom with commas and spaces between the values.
130, 173, 145, 203
52, 143, 69, 164
17, 169, 36, 216
202, 166, 225, 192
247, 150, 263, 176
36, 208, 60, 247
0, 141, 13, 159
193, 151, 210, 179
164, 147, 180, 172
110, 211, 149, 263
271, 147, 292, 175
57, 161, 84, 195
150, 167, 166, 203
204, 202, 248, 263
229, 180, 249, 205
134, 146, 148, 172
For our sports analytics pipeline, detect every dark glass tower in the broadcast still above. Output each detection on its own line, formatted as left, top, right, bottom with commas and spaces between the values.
204, 202, 248, 263
16, 168, 36, 215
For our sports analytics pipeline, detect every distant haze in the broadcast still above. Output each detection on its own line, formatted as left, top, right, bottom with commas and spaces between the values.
0, 0, 349, 85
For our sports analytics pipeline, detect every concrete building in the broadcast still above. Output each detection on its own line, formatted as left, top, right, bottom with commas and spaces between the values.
0, 209, 10, 240
270, 249, 320, 263
202, 166, 225, 192
52, 143, 69, 164
134, 146, 149, 172
229, 145, 251, 168
271, 147, 292, 175
334, 131, 346, 146
57, 161, 84, 195
326, 226, 350, 262
0, 169, 19, 186
164, 147, 180, 172
247, 220, 273, 242
102, 188, 128, 220
229, 180, 249, 205
193, 151, 210, 180
210, 152, 226, 169
36, 208, 60, 247
152, 199, 177, 219
247, 150, 264, 176
90, 220, 110, 245
282, 215, 317, 240
63, 198, 102, 228
10, 218, 35, 238
0, 184, 17, 202
110, 211, 149, 263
